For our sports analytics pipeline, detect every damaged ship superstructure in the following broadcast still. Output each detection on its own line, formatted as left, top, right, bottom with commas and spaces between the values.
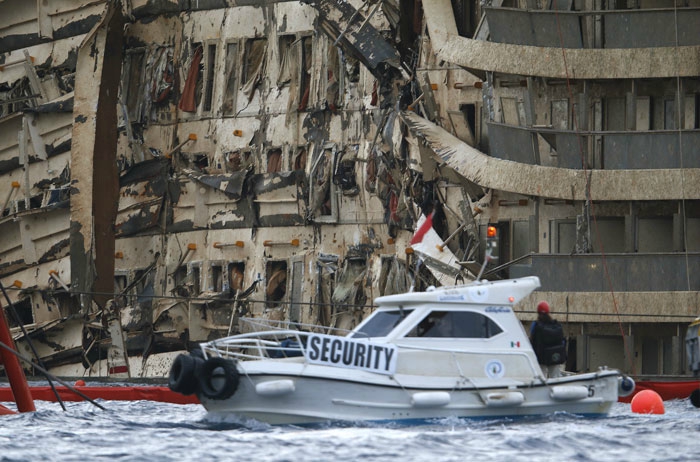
0, 0, 698, 379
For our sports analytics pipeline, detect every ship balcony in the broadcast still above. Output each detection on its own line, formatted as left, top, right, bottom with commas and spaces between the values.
484, 6, 700, 49
422, 0, 700, 79
487, 122, 700, 170
508, 253, 700, 293
504, 253, 700, 323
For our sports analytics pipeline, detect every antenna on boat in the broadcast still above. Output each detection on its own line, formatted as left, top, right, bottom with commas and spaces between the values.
475, 226, 497, 281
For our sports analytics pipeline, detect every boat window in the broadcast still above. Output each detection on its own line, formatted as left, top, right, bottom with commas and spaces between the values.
407, 311, 503, 339
352, 309, 414, 338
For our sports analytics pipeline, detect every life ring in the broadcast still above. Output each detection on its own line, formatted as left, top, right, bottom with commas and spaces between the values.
168, 354, 201, 396
198, 357, 239, 400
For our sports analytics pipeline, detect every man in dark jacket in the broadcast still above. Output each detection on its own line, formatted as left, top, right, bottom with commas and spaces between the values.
530, 301, 567, 378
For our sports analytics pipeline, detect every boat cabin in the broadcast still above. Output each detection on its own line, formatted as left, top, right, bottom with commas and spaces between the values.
346, 277, 544, 382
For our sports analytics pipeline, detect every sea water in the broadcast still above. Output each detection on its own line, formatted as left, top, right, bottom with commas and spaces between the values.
1, 399, 698, 461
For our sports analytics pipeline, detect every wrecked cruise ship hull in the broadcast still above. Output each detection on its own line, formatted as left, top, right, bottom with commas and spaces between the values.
1, 0, 699, 380
0, 0, 463, 378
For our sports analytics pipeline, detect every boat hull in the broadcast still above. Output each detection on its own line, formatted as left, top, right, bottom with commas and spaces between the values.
199, 370, 622, 425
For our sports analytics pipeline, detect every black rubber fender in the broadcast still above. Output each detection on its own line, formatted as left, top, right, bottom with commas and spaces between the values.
198, 357, 239, 400
690, 388, 700, 408
168, 354, 201, 396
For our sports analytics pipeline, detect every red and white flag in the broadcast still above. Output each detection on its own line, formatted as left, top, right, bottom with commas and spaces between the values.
410, 211, 434, 245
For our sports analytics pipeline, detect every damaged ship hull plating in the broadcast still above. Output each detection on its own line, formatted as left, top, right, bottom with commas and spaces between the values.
0, 0, 698, 380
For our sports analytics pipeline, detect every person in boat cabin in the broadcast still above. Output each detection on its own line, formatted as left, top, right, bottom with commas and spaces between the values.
529, 301, 567, 378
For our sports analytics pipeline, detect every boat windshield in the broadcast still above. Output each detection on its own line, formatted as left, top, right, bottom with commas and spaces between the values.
351, 309, 414, 338
406, 311, 503, 338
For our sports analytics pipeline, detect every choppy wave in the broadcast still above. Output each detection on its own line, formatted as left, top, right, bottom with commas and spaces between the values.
1, 400, 698, 461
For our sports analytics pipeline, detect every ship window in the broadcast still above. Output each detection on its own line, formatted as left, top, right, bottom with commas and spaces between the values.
222, 42, 239, 116
7, 298, 33, 327
352, 309, 414, 339
228, 262, 245, 292
114, 274, 127, 295
312, 147, 334, 217
266, 260, 287, 308
211, 263, 223, 292
408, 311, 503, 339
293, 146, 307, 171
225, 149, 252, 172
378, 256, 409, 296
132, 268, 155, 303
123, 49, 145, 121
241, 38, 267, 102
193, 153, 209, 170
178, 44, 203, 113
189, 264, 201, 296
267, 148, 282, 173
326, 44, 340, 110
333, 146, 359, 196
331, 257, 367, 307
278, 35, 295, 87
315, 254, 338, 326
172, 265, 189, 297
203, 43, 217, 113
298, 36, 313, 111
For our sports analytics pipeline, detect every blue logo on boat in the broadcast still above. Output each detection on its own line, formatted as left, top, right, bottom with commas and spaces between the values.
438, 294, 465, 301
485, 306, 510, 313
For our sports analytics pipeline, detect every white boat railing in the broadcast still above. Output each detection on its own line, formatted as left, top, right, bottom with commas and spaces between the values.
201, 318, 360, 361
202, 329, 311, 361
236, 317, 362, 336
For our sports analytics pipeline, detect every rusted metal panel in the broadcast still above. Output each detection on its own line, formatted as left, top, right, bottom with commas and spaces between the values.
485, 8, 582, 48
489, 122, 700, 170
188, 170, 248, 201
304, 0, 402, 79
116, 159, 168, 236
168, 177, 255, 231
486, 122, 538, 165
0, 2, 104, 55
605, 9, 700, 48
70, 3, 123, 309
511, 254, 700, 293
116, 199, 163, 237
604, 132, 700, 170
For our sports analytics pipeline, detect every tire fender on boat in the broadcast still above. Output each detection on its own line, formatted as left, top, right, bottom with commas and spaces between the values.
168, 354, 203, 396
198, 357, 239, 400
690, 388, 700, 408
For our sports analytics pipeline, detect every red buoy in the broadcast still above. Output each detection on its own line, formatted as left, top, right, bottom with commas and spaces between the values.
75, 380, 86, 387
631, 389, 665, 414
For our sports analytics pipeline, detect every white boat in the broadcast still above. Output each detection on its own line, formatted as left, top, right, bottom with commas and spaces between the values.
168, 275, 635, 425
